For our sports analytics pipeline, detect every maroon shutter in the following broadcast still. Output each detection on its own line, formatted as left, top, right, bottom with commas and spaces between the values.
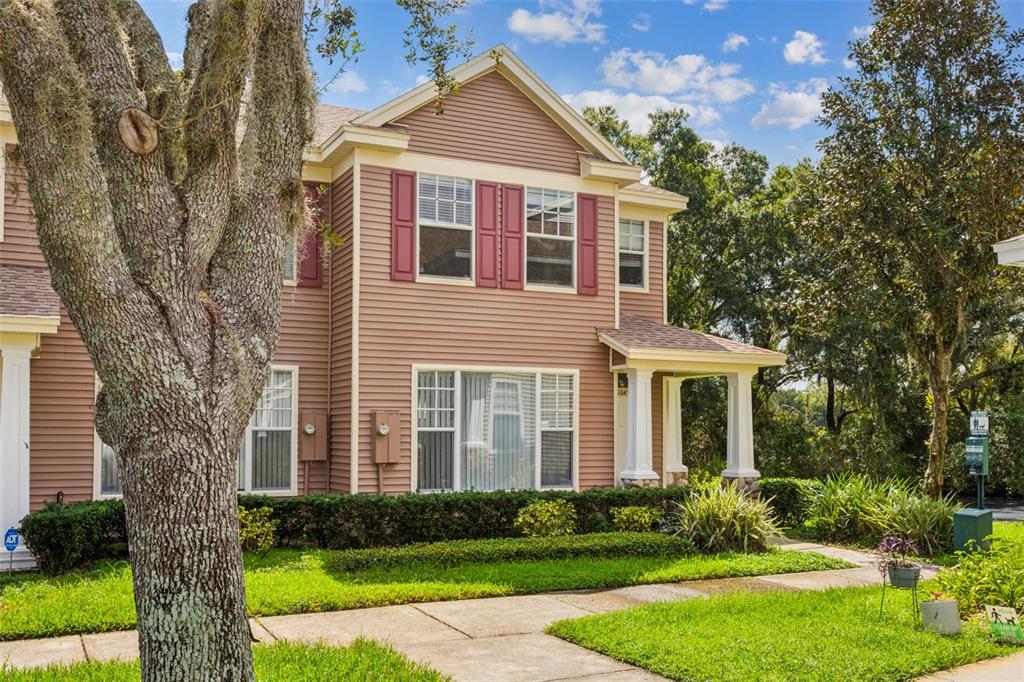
475, 181, 499, 287
298, 183, 323, 287
501, 184, 525, 289
391, 170, 417, 281
577, 193, 599, 295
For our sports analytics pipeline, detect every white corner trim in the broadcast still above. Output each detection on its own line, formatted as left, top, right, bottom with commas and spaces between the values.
350, 151, 361, 494
0, 143, 5, 242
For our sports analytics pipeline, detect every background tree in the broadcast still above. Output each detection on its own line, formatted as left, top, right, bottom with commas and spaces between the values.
816, 0, 1024, 496
0, 0, 466, 679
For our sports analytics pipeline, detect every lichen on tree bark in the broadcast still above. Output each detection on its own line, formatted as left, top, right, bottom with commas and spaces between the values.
0, 0, 313, 679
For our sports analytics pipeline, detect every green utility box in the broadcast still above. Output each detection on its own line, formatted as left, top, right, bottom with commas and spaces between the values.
965, 436, 990, 475
953, 508, 993, 552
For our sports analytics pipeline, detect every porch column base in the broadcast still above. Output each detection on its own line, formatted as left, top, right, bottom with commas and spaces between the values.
619, 470, 660, 488
665, 464, 689, 488
721, 469, 760, 495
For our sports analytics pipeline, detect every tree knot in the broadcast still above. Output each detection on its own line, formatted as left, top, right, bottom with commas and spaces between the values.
116, 108, 160, 156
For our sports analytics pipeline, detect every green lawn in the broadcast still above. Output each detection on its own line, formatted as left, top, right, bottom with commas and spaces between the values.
547, 584, 1022, 682
0, 542, 850, 641
1, 639, 445, 681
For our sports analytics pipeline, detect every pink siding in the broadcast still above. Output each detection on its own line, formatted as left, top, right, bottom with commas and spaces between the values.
356, 164, 617, 494
328, 169, 355, 493
395, 71, 587, 176
2, 144, 45, 268
619, 220, 664, 322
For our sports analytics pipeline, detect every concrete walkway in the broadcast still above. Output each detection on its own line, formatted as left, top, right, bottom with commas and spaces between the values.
0, 541, 1010, 682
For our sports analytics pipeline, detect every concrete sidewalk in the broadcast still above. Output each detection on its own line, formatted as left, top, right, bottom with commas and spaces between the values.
0, 541, 1000, 682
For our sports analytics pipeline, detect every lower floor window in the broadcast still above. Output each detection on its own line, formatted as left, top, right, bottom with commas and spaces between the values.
416, 369, 576, 492
97, 368, 297, 496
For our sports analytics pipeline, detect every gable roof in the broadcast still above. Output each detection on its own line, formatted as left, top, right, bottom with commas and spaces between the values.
351, 45, 629, 166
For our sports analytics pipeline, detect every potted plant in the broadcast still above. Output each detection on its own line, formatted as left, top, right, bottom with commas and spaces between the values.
920, 591, 961, 636
877, 536, 921, 588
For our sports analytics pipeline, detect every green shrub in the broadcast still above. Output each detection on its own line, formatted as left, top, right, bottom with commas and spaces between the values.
515, 500, 576, 537
666, 485, 781, 553
327, 532, 695, 572
611, 506, 661, 533
862, 488, 958, 556
937, 533, 1024, 615
759, 478, 823, 526
18, 487, 692, 574
805, 473, 912, 544
18, 499, 126, 575
239, 507, 278, 556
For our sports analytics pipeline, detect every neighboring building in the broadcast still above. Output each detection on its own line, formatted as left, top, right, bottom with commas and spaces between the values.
0, 46, 783, 564
994, 236, 1024, 266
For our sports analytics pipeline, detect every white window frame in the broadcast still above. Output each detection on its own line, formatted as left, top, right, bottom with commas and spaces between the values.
618, 218, 648, 292
416, 173, 476, 286
239, 365, 300, 496
410, 364, 580, 493
524, 187, 576, 292
93, 365, 299, 499
415, 369, 458, 492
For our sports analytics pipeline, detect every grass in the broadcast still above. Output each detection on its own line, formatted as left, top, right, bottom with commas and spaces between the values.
547, 584, 1023, 682
0, 539, 851, 641
1, 639, 446, 681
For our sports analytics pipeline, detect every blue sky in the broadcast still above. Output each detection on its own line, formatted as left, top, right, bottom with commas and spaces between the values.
142, 0, 1023, 166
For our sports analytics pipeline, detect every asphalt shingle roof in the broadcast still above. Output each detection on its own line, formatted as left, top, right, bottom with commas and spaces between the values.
0, 264, 61, 319
601, 314, 779, 356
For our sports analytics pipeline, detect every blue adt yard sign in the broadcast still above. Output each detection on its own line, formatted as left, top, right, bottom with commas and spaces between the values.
4, 528, 18, 552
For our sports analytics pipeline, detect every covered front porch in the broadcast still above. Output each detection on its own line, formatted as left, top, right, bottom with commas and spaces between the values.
601, 314, 786, 492
0, 264, 61, 568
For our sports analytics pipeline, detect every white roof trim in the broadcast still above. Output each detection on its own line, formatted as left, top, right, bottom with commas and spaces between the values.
994, 235, 1024, 266
352, 45, 629, 165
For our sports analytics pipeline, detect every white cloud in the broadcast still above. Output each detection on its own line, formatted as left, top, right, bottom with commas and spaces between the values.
784, 30, 827, 65
507, 0, 605, 45
600, 48, 754, 104
843, 57, 856, 70
563, 89, 721, 132
750, 78, 828, 129
631, 12, 651, 32
721, 33, 748, 53
414, 74, 431, 86
850, 24, 874, 39
704, 0, 728, 10
166, 52, 183, 70
326, 70, 368, 95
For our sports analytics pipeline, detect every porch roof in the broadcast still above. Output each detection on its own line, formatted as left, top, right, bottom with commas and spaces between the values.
599, 314, 786, 368
0, 264, 60, 333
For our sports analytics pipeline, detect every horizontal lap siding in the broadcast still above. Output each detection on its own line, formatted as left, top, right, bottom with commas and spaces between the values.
278, 282, 329, 493
2, 145, 45, 267
619, 220, 664, 322
358, 165, 616, 494
329, 170, 354, 492
29, 309, 96, 508
395, 71, 586, 176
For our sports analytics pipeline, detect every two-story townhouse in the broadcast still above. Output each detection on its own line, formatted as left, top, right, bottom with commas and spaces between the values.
0, 46, 784, 566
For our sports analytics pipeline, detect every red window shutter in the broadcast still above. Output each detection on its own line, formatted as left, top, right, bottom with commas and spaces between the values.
476, 181, 499, 287
298, 183, 323, 287
391, 170, 417, 281
501, 184, 525, 290
577, 193, 599, 295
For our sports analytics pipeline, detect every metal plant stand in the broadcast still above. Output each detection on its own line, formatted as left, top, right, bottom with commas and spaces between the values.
878, 565, 920, 623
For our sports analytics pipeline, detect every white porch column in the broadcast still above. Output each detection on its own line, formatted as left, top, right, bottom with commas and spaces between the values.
722, 370, 760, 494
620, 368, 659, 487
0, 343, 34, 568
663, 376, 688, 487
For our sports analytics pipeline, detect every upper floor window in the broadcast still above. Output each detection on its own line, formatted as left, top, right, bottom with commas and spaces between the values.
526, 188, 575, 288
618, 219, 645, 288
282, 231, 297, 283
418, 173, 474, 280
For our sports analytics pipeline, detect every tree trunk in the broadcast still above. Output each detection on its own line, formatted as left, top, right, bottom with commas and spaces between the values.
924, 348, 953, 498
109, 400, 253, 680
825, 373, 839, 434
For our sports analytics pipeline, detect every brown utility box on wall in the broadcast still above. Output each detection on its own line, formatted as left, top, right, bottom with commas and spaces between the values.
372, 410, 401, 464
298, 411, 327, 461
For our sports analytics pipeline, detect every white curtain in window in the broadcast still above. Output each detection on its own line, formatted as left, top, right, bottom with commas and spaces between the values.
100, 443, 121, 495
461, 373, 536, 491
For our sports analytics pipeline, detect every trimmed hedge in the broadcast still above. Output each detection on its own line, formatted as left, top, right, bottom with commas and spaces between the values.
237, 487, 690, 549
758, 478, 823, 526
327, 532, 696, 572
21, 487, 689, 574
19, 499, 126, 575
